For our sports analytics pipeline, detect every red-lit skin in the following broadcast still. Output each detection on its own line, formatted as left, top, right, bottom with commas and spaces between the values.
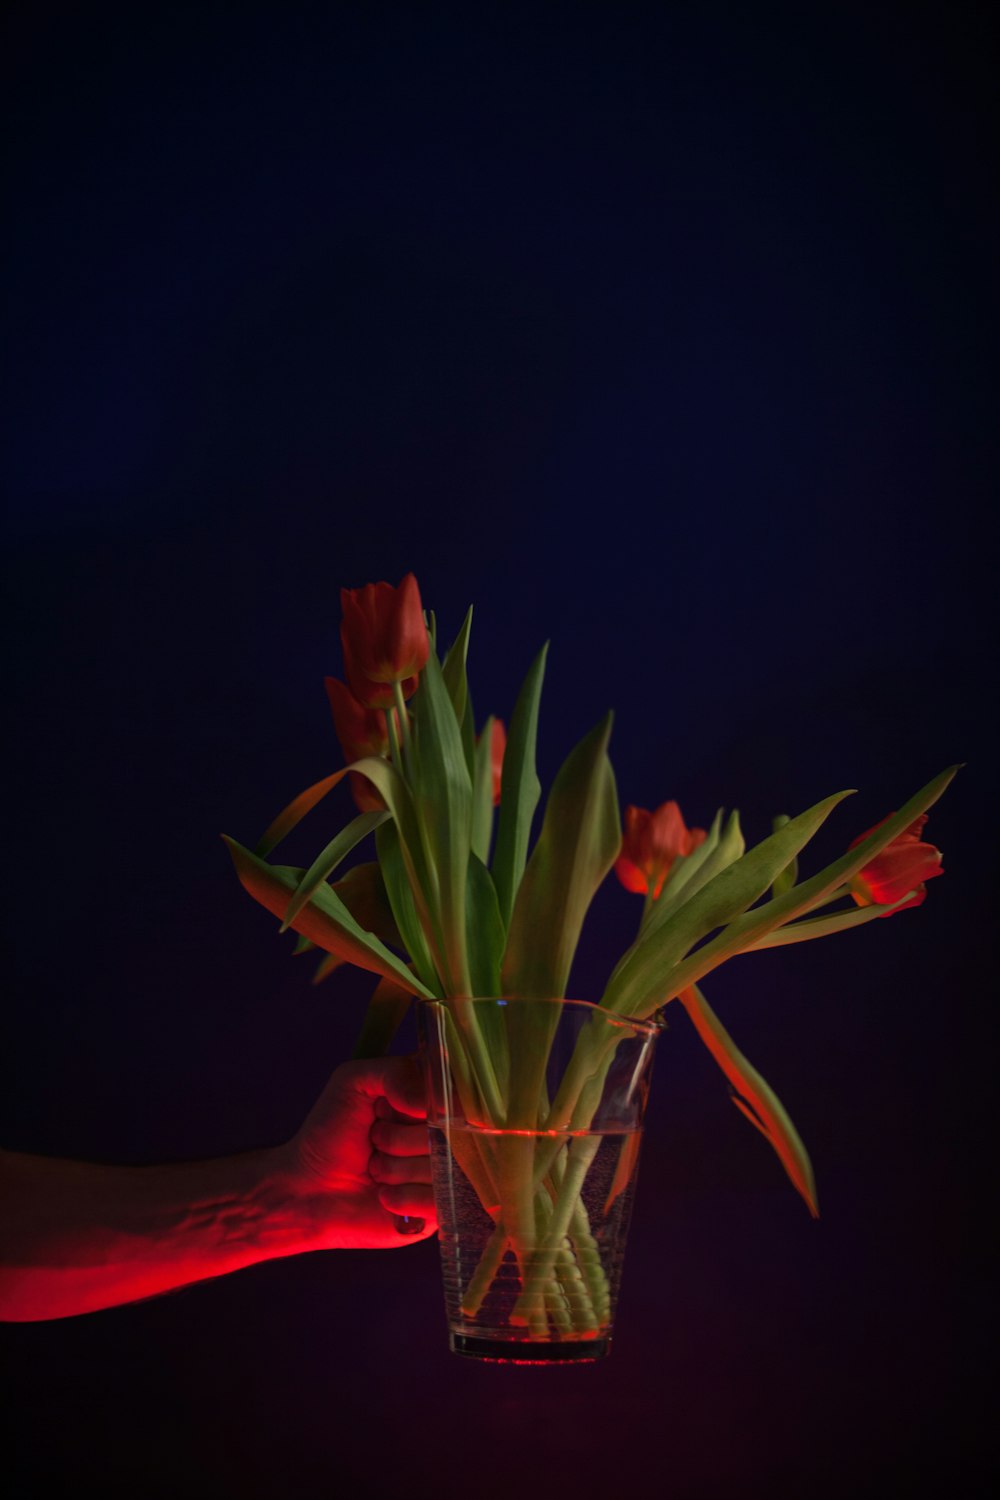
324, 675, 401, 813
340, 573, 429, 709
848, 812, 944, 915
615, 801, 707, 899
0, 1057, 436, 1323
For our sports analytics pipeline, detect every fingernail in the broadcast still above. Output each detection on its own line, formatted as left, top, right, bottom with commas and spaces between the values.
394, 1215, 426, 1236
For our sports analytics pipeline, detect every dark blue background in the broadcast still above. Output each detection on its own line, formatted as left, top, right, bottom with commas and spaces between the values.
2, 3, 994, 1497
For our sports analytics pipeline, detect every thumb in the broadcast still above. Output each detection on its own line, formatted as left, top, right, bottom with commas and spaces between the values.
334, 1054, 427, 1118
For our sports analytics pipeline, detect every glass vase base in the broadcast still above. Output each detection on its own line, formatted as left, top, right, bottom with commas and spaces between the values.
449, 1332, 610, 1364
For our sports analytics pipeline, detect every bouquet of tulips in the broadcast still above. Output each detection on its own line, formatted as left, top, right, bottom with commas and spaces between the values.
225, 572, 956, 1343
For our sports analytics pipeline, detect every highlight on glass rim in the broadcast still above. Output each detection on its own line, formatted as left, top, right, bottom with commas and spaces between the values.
225, 570, 958, 1361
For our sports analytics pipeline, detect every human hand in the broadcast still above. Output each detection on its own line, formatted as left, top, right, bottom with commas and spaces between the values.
275, 1055, 437, 1250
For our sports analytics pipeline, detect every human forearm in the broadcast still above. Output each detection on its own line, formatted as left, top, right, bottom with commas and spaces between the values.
0, 1145, 313, 1322
1, 1057, 437, 1322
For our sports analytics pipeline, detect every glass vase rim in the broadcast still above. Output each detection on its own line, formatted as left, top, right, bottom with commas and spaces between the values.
418, 995, 665, 1037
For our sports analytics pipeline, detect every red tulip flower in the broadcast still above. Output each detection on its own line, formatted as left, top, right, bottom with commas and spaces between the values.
615, 801, 707, 899
478, 718, 506, 806
848, 812, 943, 915
325, 676, 392, 814
340, 573, 430, 709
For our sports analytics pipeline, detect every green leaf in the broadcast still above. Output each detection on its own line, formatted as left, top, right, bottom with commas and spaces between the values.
680, 984, 818, 1218
223, 836, 433, 996
492, 642, 548, 929
641, 809, 743, 941
375, 821, 441, 997
460, 691, 477, 782
642, 808, 723, 934
352, 975, 417, 1059
254, 768, 351, 857
466, 853, 505, 997
471, 715, 496, 865
312, 952, 346, 984
293, 933, 316, 955
770, 814, 798, 898
743, 890, 921, 948
656, 763, 961, 1007
409, 649, 473, 994
279, 810, 388, 932
330, 861, 403, 949
349, 752, 448, 983
602, 787, 853, 1017
502, 712, 621, 999
441, 605, 474, 728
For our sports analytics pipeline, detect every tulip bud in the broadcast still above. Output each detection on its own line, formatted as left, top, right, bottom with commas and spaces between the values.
476, 718, 506, 806
615, 800, 707, 899
847, 812, 944, 916
340, 573, 430, 709
325, 676, 393, 814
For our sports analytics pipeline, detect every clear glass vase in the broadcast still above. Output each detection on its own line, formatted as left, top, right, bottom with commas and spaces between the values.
417, 997, 663, 1364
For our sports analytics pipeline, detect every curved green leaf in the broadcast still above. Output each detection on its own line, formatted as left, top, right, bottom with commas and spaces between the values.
279, 810, 388, 932
312, 952, 346, 985
656, 764, 961, 1008
254, 768, 350, 857
492, 642, 548, 928
375, 821, 441, 996
604, 788, 853, 1017
223, 836, 434, 996
466, 853, 505, 998
641, 809, 743, 942
331, 861, 403, 950
352, 975, 417, 1059
442, 605, 473, 728
743, 890, 918, 948
679, 984, 818, 1218
409, 649, 473, 993
641, 808, 723, 936
472, 715, 497, 865
502, 712, 620, 999
770, 814, 799, 898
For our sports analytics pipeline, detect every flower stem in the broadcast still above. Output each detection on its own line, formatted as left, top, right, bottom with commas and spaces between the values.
392, 681, 412, 768
385, 707, 402, 771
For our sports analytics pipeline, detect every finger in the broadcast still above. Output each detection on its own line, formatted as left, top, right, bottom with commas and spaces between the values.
368, 1149, 434, 1185
369, 1119, 431, 1157
376, 1183, 437, 1220
333, 1055, 427, 1117
374, 1096, 422, 1125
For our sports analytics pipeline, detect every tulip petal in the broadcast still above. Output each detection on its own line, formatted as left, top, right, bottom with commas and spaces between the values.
472, 715, 497, 864
615, 854, 649, 894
